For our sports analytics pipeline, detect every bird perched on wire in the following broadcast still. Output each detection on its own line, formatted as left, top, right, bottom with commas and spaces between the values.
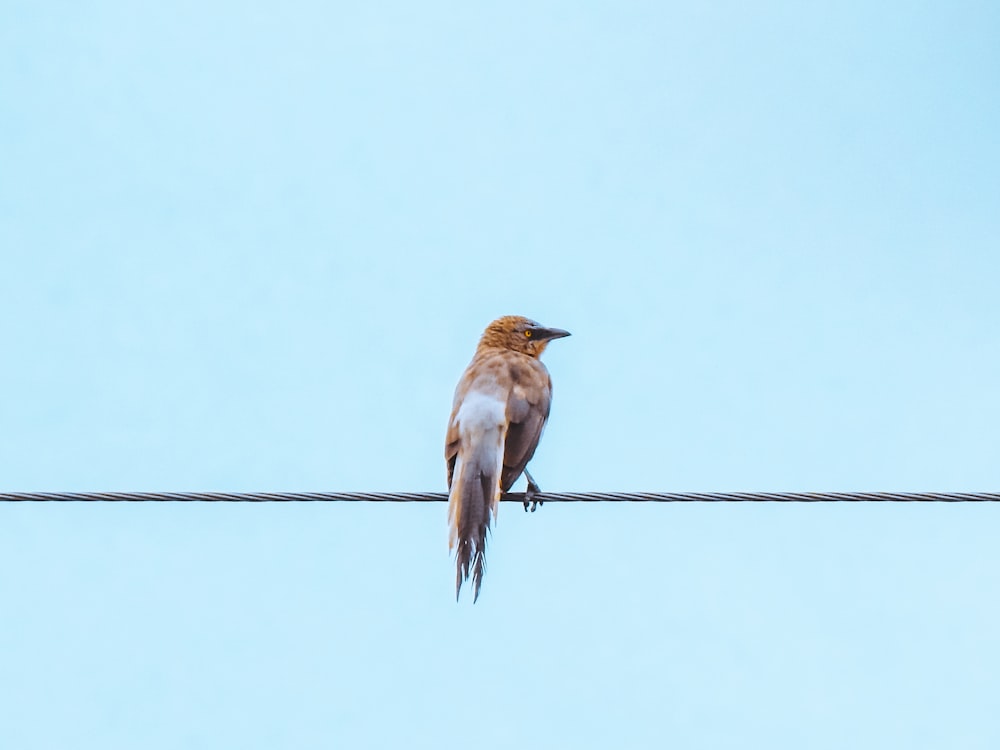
445, 315, 571, 601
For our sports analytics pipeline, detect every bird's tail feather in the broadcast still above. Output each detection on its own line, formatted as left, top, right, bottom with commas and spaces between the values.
448, 436, 503, 602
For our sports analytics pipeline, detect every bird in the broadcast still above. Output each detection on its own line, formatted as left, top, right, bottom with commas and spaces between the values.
445, 315, 570, 601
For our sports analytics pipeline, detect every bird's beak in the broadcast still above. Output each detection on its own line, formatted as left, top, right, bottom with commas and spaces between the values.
530, 326, 571, 341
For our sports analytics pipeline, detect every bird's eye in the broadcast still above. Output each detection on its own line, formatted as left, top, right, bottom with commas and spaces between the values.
524, 330, 532, 338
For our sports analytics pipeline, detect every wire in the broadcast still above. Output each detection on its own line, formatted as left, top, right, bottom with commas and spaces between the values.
0, 491, 997, 502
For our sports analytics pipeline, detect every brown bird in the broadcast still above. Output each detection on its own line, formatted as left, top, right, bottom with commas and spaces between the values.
445, 315, 571, 601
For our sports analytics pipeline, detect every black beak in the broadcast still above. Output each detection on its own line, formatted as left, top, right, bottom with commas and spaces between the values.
530, 326, 571, 342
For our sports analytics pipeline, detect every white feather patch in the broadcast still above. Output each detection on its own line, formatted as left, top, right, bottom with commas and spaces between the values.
454, 391, 506, 436
453, 390, 507, 518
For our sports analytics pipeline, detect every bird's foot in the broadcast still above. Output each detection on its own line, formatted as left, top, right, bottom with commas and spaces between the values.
523, 471, 543, 512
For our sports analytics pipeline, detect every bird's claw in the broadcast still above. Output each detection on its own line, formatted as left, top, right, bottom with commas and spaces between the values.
524, 479, 543, 513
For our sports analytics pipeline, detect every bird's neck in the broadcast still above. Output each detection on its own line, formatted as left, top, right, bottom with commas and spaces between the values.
475, 341, 545, 359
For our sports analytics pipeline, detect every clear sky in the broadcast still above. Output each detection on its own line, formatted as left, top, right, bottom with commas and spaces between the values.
2, 2, 999, 748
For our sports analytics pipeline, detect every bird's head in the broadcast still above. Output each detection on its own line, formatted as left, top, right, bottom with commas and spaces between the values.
478, 315, 571, 358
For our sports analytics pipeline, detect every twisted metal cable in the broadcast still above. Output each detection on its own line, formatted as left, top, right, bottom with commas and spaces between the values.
0, 491, 998, 502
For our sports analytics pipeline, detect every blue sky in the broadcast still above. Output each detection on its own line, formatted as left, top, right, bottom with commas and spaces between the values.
2, 2, 999, 748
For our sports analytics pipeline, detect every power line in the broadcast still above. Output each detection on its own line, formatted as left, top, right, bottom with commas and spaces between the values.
0, 491, 998, 503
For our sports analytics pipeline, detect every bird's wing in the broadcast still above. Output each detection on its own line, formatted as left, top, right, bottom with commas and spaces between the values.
445, 430, 459, 490
500, 373, 552, 492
